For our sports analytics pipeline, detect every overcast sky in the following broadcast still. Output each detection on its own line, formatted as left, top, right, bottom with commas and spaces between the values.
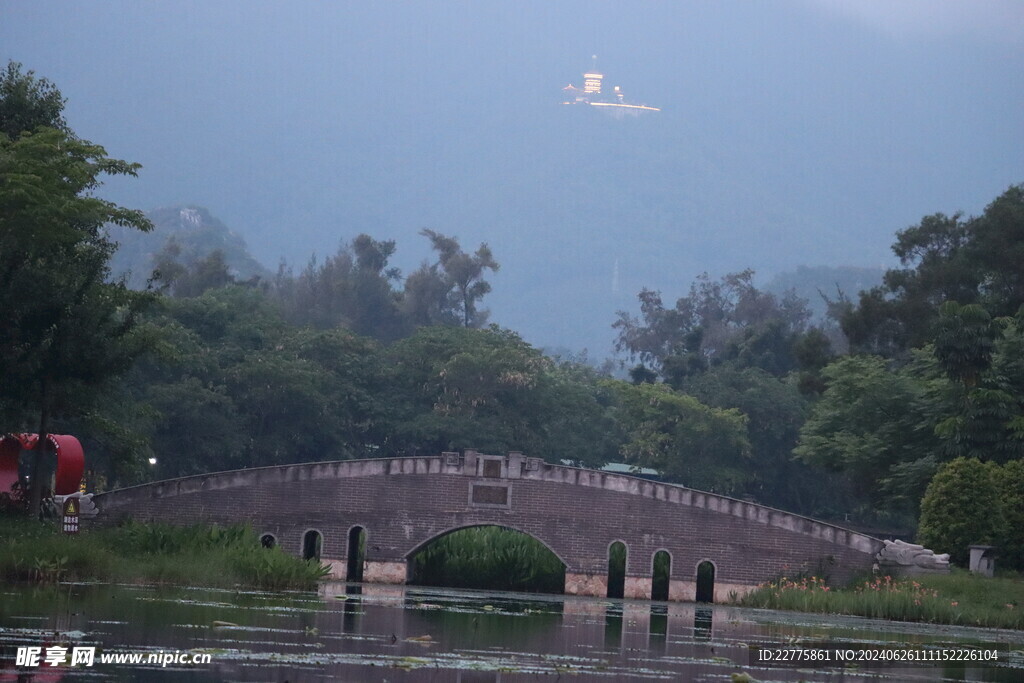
4, 1, 1022, 353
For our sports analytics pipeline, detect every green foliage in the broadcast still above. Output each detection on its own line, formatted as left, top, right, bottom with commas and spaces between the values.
917, 458, 1005, 565
0, 517, 327, 589
383, 325, 618, 466
686, 365, 843, 514
125, 287, 385, 479
0, 61, 67, 140
933, 302, 997, 388
614, 270, 815, 382
737, 571, 1024, 629
931, 308, 1024, 463
794, 353, 948, 513
998, 459, 1024, 570
272, 234, 406, 341
405, 229, 500, 328
408, 526, 565, 593
610, 380, 751, 494
843, 185, 1024, 354
0, 69, 153, 511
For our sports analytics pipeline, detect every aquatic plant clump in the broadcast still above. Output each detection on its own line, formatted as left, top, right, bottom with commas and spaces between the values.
408, 526, 566, 594
0, 516, 329, 589
736, 571, 1023, 630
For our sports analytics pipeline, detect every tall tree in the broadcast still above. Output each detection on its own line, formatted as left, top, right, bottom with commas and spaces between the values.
273, 235, 405, 341
614, 270, 816, 383
0, 61, 67, 140
0, 66, 152, 515
610, 380, 751, 494
406, 230, 499, 328
842, 185, 1024, 354
793, 353, 949, 514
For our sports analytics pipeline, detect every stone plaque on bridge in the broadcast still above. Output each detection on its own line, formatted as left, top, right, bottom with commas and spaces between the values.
470, 482, 511, 508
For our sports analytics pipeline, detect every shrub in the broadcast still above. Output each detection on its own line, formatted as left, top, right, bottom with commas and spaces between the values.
997, 459, 1024, 570
917, 457, 1005, 566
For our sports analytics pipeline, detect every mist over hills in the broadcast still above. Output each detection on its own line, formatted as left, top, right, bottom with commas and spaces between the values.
108, 206, 269, 289
13, 2, 1009, 354
109, 195, 884, 358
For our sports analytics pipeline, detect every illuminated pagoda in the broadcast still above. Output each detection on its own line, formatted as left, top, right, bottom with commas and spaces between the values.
561, 56, 660, 115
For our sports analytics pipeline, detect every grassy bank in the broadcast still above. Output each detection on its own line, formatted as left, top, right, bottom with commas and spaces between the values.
735, 571, 1023, 630
408, 526, 566, 593
0, 516, 328, 590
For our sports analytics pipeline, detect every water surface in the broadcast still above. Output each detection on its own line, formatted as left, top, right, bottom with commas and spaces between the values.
1, 581, 1021, 681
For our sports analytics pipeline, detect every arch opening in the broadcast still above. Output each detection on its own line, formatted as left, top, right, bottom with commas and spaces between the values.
347, 526, 366, 582
407, 525, 565, 594
260, 533, 276, 549
651, 550, 671, 601
696, 561, 715, 603
302, 529, 322, 561
607, 541, 626, 599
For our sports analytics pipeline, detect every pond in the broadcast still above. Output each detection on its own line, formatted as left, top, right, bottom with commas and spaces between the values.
1, 581, 1021, 681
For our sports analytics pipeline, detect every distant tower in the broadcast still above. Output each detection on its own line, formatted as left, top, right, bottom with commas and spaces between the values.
583, 54, 603, 95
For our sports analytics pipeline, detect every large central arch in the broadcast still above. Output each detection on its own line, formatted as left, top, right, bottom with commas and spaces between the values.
93, 451, 884, 601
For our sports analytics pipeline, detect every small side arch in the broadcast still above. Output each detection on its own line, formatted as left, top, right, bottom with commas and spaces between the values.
695, 559, 716, 603
347, 525, 367, 582
259, 532, 277, 549
302, 528, 323, 561
607, 540, 628, 599
651, 549, 672, 601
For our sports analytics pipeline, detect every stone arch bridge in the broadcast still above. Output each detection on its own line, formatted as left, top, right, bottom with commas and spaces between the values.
94, 451, 884, 601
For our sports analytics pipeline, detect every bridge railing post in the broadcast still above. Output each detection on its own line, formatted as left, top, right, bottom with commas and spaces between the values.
507, 451, 524, 479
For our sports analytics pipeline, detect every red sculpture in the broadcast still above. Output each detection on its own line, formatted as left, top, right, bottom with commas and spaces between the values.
0, 433, 84, 498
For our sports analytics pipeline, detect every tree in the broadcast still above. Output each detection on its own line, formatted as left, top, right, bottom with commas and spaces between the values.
998, 459, 1024, 571
405, 230, 499, 328
917, 457, 1005, 566
932, 304, 1024, 463
126, 286, 388, 477
932, 302, 997, 390
155, 245, 235, 298
685, 364, 834, 514
272, 235, 405, 341
0, 61, 67, 140
842, 185, 1024, 354
384, 326, 548, 454
614, 270, 815, 383
793, 353, 948, 514
609, 380, 751, 494
0, 66, 152, 514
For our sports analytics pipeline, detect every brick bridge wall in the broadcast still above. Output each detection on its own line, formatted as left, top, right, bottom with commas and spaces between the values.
93, 451, 883, 602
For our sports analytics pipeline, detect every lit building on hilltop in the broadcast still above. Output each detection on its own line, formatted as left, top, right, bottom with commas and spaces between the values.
561, 59, 660, 115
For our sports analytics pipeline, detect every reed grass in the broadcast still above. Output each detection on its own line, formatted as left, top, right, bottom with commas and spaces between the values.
736, 571, 1023, 630
408, 526, 566, 593
0, 516, 328, 590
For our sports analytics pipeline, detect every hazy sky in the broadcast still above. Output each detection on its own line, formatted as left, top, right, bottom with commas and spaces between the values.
4, 1, 1022, 353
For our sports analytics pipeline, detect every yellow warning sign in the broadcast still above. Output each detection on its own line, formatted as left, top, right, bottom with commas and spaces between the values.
63, 499, 77, 516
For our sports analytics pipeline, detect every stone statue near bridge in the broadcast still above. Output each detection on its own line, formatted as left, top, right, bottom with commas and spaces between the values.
875, 539, 950, 575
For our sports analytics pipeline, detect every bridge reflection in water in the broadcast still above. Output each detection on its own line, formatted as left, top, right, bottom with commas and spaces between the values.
322, 581, 722, 662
